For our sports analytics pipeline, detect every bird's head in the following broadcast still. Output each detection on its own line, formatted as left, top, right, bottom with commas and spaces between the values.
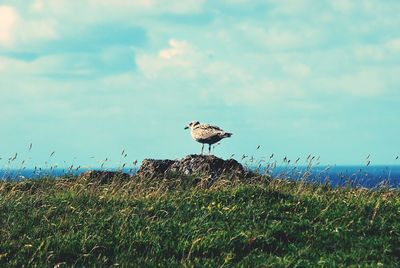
184, 121, 200, 130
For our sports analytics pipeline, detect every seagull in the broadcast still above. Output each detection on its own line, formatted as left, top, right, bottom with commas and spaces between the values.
184, 121, 232, 155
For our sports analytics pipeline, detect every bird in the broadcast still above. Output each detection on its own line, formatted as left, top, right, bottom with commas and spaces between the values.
184, 121, 232, 155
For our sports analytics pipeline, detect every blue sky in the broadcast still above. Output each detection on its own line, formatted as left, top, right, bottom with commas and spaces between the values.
0, 0, 399, 168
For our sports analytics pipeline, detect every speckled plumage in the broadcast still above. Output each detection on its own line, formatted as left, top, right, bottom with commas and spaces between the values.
185, 121, 232, 154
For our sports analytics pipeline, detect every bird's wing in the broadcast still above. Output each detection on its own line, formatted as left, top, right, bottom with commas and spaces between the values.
194, 124, 224, 139
200, 124, 224, 132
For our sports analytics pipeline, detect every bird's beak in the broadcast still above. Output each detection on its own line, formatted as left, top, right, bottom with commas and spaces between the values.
184, 126, 189, 130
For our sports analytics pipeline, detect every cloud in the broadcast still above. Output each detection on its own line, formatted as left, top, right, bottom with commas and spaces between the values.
315, 70, 386, 97
354, 45, 385, 61
1, 0, 399, 165
283, 62, 311, 77
267, 0, 315, 16
330, 0, 353, 13
0, 5, 19, 47
0, 47, 137, 79
203, 61, 251, 84
386, 38, 400, 52
218, 21, 323, 52
0, 22, 146, 79
136, 36, 312, 107
158, 39, 188, 59
20, 19, 58, 44
25, 0, 205, 20
89, 0, 205, 14
136, 38, 256, 91
353, 38, 400, 62
0, 4, 57, 49
137, 39, 201, 78
6, 23, 146, 56
30, 0, 45, 12
48, 24, 146, 54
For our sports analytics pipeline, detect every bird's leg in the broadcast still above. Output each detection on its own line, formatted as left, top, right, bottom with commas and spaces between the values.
201, 144, 204, 155
208, 144, 211, 155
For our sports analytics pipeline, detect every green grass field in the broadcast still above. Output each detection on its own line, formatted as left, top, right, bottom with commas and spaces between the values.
1, 175, 399, 267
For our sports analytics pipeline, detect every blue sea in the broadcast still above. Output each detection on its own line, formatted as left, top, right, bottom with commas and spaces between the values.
266, 165, 400, 188
1, 165, 399, 189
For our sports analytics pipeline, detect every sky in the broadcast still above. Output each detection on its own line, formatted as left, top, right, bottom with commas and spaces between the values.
0, 0, 399, 169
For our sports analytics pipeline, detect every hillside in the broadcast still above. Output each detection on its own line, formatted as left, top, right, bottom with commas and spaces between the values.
0, 175, 399, 267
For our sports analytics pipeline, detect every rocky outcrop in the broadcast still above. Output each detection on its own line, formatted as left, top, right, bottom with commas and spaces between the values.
136, 154, 247, 179
135, 159, 176, 179
79, 170, 130, 183
78, 155, 251, 184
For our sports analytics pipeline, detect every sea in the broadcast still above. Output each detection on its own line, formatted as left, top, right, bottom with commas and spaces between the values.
266, 165, 400, 188
1, 165, 400, 189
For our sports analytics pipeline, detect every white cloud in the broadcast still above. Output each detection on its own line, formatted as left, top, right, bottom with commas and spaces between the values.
20, 19, 58, 44
158, 39, 188, 59
0, 5, 19, 47
136, 38, 255, 89
31, 0, 45, 12
137, 39, 201, 78
0, 5, 57, 49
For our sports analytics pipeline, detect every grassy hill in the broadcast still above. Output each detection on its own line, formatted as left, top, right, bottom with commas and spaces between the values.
0, 175, 399, 267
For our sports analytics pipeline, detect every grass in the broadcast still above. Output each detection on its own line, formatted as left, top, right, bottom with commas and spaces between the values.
0, 175, 399, 267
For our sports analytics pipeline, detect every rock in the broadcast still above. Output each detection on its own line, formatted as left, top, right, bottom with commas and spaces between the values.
136, 159, 176, 179
136, 154, 247, 179
79, 170, 130, 183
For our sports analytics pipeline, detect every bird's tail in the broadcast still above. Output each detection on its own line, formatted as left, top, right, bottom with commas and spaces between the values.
222, 132, 232, 138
